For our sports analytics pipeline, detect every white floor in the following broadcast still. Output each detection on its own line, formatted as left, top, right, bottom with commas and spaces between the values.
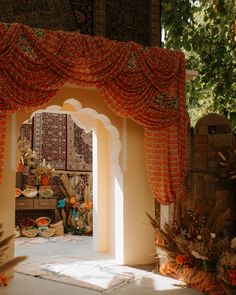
6, 235, 203, 295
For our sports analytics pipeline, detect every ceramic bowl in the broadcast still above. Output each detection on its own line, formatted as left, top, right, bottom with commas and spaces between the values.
22, 186, 38, 198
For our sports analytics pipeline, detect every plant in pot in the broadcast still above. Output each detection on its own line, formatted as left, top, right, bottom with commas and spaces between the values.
31, 159, 54, 186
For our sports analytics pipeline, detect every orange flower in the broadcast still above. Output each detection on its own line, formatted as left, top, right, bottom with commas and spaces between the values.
70, 196, 76, 204
0, 273, 9, 287
72, 201, 79, 209
227, 269, 236, 286
155, 237, 165, 245
160, 262, 171, 275
175, 255, 187, 265
84, 201, 93, 211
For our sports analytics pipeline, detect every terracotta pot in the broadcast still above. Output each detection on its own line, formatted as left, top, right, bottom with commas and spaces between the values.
40, 175, 51, 186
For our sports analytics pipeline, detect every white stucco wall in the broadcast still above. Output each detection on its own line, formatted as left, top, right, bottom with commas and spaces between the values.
1, 86, 155, 266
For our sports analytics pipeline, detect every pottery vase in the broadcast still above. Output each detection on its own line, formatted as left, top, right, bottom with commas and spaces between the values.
40, 175, 51, 186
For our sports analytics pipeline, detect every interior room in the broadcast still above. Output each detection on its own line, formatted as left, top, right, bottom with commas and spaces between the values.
16, 110, 93, 230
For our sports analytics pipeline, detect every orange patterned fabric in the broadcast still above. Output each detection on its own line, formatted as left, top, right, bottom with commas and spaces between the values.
0, 22, 188, 204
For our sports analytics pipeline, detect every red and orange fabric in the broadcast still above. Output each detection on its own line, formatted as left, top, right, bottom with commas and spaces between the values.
0, 22, 188, 205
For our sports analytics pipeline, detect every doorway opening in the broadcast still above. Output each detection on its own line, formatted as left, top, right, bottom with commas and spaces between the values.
15, 98, 124, 263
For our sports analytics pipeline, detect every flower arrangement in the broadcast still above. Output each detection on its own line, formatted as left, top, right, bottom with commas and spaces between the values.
31, 159, 54, 177
17, 136, 36, 168
59, 174, 93, 234
148, 197, 236, 295
0, 223, 27, 288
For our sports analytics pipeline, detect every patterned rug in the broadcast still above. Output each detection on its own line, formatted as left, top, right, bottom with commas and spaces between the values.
22, 112, 92, 171
16, 256, 148, 292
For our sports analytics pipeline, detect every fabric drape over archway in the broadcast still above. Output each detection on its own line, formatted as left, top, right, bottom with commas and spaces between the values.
0, 22, 188, 204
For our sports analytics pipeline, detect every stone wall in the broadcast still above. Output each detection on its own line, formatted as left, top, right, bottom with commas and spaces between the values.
188, 113, 236, 235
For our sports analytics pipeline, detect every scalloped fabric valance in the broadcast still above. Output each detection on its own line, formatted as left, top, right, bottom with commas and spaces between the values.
0, 22, 188, 204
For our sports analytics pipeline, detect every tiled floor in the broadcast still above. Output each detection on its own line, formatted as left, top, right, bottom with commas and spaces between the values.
6, 235, 203, 295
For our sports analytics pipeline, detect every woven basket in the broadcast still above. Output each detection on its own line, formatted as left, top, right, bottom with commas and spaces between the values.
35, 217, 51, 227
15, 188, 22, 198
39, 227, 55, 238
19, 217, 35, 228
50, 221, 64, 236
21, 228, 38, 238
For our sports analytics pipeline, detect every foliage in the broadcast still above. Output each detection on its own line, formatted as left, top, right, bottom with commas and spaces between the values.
162, 0, 236, 127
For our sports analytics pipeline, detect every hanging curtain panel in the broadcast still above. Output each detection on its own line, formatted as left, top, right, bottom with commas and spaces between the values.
0, 22, 187, 204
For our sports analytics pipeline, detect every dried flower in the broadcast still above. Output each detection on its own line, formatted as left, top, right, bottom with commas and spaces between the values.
32, 161, 54, 177
191, 250, 208, 261
160, 262, 172, 275
0, 223, 27, 288
227, 269, 236, 286
210, 233, 216, 239
17, 136, 37, 168
231, 237, 236, 248
83, 201, 93, 211
176, 255, 188, 265
0, 273, 9, 287
152, 198, 236, 294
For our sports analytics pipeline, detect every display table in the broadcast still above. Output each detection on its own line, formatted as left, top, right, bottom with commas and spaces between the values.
15, 197, 58, 225
16, 197, 57, 210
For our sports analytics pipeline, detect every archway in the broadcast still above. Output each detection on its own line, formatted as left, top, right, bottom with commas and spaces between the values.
24, 98, 124, 263
0, 22, 186, 266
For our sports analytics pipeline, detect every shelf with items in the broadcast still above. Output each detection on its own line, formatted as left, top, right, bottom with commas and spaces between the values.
16, 197, 57, 210
15, 167, 93, 235
15, 208, 57, 227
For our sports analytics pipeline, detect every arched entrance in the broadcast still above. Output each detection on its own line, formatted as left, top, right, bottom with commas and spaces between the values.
0, 22, 186, 267
26, 98, 124, 263
5, 85, 155, 266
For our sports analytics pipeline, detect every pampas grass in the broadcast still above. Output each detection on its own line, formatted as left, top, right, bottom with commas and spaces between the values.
0, 223, 27, 286
149, 195, 235, 294
214, 208, 231, 234
60, 174, 74, 197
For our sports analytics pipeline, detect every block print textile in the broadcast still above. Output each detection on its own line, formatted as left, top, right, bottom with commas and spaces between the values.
0, 22, 187, 204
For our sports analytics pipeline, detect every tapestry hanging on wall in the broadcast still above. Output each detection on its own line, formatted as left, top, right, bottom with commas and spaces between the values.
0, 0, 160, 47
95, 0, 161, 46
0, 0, 93, 34
21, 112, 92, 171
20, 120, 32, 142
